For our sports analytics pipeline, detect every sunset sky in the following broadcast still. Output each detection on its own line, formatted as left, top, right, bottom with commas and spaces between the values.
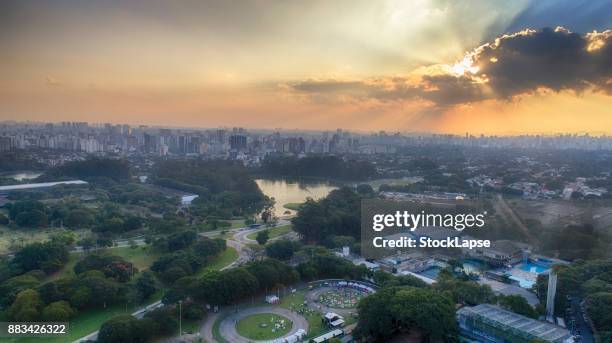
1, 0, 611, 134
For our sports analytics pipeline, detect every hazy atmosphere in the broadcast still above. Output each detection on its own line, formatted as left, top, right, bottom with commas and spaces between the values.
1, 0, 611, 133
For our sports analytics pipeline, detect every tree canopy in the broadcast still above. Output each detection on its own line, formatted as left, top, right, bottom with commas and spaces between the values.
291, 187, 361, 244
260, 155, 377, 181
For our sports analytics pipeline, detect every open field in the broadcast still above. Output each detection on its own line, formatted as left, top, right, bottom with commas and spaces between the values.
43, 245, 160, 282
283, 202, 303, 211
44, 253, 81, 282
109, 245, 162, 270
225, 219, 247, 229
7, 290, 164, 343
236, 313, 293, 340
10, 244, 237, 343
279, 289, 327, 339
363, 176, 424, 191
246, 225, 292, 240
0, 226, 90, 254
197, 247, 239, 276
507, 198, 612, 232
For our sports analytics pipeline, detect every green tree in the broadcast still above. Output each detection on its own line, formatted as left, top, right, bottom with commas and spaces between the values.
0, 273, 40, 307
356, 184, 375, 195
68, 286, 92, 309
45, 157, 131, 182
265, 239, 297, 260
498, 295, 538, 318
355, 286, 457, 342
256, 230, 270, 245
12, 241, 69, 274
145, 307, 178, 336
15, 209, 48, 228
9, 289, 42, 322
65, 209, 94, 228
135, 271, 158, 300
0, 213, 9, 225
9, 200, 45, 220
391, 287, 457, 342
354, 287, 397, 341
291, 188, 361, 243
97, 315, 138, 343
50, 231, 76, 246
41, 301, 76, 321
587, 292, 612, 332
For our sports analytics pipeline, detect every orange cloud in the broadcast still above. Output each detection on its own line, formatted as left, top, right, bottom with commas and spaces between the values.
287, 27, 612, 109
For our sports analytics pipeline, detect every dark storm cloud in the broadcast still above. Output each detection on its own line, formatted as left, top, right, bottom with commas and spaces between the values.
474, 27, 612, 97
289, 27, 612, 107
419, 75, 487, 106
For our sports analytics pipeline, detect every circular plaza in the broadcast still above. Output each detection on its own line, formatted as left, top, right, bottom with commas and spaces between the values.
306, 280, 377, 317
218, 306, 308, 343
214, 280, 376, 342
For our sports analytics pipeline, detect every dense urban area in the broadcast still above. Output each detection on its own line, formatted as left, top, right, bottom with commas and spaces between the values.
0, 121, 611, 343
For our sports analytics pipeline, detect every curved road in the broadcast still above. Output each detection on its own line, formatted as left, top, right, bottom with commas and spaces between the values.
74, 222, 291, 343
218, 306, 308, 343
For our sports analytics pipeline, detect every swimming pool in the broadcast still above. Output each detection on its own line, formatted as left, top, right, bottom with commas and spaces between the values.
419, 266, 442, 280
518, 261, 549, 273
508, 261, 550, 288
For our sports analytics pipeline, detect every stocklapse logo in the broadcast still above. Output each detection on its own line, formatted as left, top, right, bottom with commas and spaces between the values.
361, 199, 491, 259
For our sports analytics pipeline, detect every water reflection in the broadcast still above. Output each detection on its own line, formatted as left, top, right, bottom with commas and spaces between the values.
2, 171, 43, 181
255, 179, 336, 217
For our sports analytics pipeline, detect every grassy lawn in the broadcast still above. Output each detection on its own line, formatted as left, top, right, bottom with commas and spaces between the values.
110, 245, 161, 270
44, 253, 81, 282
12, 245, 163, 343
195, 247, 238, 277
236, 313, 293, 340
226, 219, 247, 229
43, 245, 160, 282
7, 240, 237, 343
365, 176, 424, 191
212, 314, 229, 343
283, 202, 303, 211
212, 287, 336, 342
0, 226, 90, 254
279, 289, 327, 339
246, 225, 292, 240
208, 247, 239, 270
181, 318, 204, 335
200, 219, 247, 233
8, 290, 163, 343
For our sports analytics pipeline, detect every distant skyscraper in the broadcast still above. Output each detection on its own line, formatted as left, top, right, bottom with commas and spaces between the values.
144, 133, 155, 153
230, 135, 247, 151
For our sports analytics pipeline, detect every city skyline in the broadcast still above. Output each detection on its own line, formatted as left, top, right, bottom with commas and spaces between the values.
1, 0, 611, 134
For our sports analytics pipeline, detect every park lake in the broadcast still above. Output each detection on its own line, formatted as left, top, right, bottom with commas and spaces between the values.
1, 171, 43, 181
255, 179, 336, 217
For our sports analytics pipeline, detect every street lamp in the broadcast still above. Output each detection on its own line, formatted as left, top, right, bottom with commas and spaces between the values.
178, 300, 182, 337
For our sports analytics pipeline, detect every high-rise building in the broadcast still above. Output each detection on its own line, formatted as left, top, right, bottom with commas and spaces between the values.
230, 135, 247, 151
0, 136, 12, 151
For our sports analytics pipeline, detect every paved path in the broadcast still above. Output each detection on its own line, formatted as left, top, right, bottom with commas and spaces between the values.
218, 306, 308, 343
71, 237, 146, 253
74, 221, 292, 343
72, 301, 163, 342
